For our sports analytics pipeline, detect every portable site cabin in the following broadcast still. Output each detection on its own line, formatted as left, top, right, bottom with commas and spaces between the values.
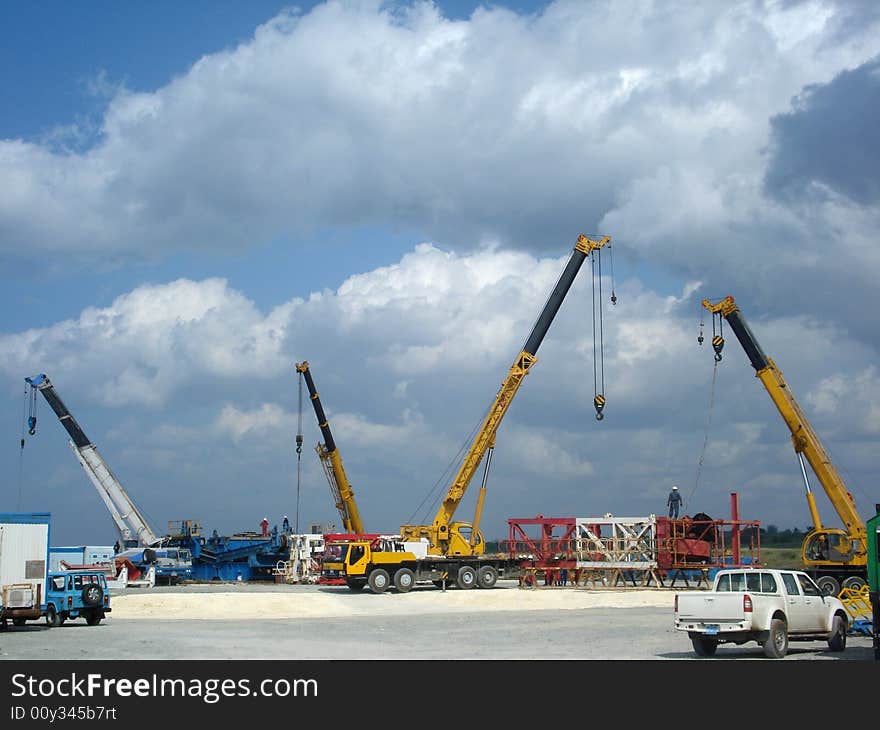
0, 512, 50, 625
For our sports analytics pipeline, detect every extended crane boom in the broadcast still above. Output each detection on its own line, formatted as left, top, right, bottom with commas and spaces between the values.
401, 234, 611, 557
702, 295, 868, 594
25, 374, 161, 548
295, 361, 366, 535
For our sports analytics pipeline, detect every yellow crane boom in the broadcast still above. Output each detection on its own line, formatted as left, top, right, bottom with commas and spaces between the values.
401, 234, 611, 557
295, 361, 365, 535
703, 295, 868, 594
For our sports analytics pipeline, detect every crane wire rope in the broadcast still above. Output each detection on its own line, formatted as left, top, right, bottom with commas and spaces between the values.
406, 402, 489, 526
591, 249, 606, 398
689, 309, 720, 508
409, 255, 569, 526
18, 383, 31, 510
295, 368, 304, 534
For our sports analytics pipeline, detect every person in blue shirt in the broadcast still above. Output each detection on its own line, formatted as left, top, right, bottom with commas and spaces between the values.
667, 485, 683, 519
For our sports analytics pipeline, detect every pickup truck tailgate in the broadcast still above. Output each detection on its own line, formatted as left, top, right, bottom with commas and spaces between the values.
676, 594, 744, 622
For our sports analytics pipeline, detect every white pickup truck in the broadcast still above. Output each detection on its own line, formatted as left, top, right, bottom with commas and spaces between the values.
674, 568, 850, 658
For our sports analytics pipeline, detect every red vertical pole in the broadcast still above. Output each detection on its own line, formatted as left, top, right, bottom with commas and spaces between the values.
730, 492, 741, 565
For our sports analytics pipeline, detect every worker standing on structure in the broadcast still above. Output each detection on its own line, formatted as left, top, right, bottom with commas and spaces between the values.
260, 517, 269, 537
667, 485, 683, 519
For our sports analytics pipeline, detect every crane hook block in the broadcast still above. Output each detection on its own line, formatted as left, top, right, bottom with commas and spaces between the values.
593, 394, 606, 421
712, 335, 724, 362
295, 433, 303, 454
27, 416, 36, 436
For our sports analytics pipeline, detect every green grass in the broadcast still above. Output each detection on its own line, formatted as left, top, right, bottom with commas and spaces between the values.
759, 547, 803, 570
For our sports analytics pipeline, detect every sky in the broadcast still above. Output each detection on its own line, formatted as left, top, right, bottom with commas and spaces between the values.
2, 0, 879, 548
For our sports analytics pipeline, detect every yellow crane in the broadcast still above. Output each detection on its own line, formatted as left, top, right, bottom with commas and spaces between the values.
323, 233, 615, 593
295, 361, 366, 535
400, 234, 612, 557
702, 295, 868, 595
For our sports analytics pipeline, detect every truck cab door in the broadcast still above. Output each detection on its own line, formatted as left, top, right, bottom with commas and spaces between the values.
795, 572, 827, 632
345, 544, 369, 577
779, 571, 811, 632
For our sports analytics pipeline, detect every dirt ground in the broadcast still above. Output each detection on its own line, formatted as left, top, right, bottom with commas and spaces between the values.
110, 580, 676, 619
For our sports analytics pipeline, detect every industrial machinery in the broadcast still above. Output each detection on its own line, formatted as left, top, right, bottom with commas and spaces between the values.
24, 374, 193, 581
330, 233, 614, 591
867, 505, 879, 659
702, 295, 868, 595
399, 234, 612, 556
295, 361, 366, 534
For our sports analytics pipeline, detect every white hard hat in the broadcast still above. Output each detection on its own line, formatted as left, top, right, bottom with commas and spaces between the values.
672, 485, 678, 490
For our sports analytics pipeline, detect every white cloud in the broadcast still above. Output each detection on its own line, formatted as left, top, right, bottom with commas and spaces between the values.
7, 240, 879, 542
1, 0, 877, 277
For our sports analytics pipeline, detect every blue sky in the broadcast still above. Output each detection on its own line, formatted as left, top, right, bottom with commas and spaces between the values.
1, 0, 878, 547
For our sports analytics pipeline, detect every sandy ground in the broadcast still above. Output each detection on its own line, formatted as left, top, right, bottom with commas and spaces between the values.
110, 582, 676, 620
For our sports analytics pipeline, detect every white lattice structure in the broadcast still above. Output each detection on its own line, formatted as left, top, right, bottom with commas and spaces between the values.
574, 516, 658, 569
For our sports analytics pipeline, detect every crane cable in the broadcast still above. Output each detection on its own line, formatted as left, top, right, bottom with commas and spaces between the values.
17, 383, 33, 510
591, 243, 615, 420
690, 308, 720, 506
295, 368, 304, 534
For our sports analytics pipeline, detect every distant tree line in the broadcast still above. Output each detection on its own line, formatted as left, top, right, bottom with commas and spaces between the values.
758, 525, 806, 547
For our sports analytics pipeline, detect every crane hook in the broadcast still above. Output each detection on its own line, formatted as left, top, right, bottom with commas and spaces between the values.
27, 416, 36, 436
712, 334, 724, 362
593, 394, 606, 421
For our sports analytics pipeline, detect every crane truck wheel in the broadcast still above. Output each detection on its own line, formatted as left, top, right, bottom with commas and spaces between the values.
456, 565, 477, 590
477, 565, 499, 589
816, 576, 840, 597
368, 569, 390, 594
841, 576, 866, 592
394, 568, 415, 593
346, 579, 366, 592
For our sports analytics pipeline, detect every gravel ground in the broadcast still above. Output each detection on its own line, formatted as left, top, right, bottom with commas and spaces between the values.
0, 581, 874, 661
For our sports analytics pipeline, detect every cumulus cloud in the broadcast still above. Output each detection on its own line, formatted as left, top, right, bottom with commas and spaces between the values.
6, 241, 878, 541
1, 1, 878, 287
0, 277, 291, 406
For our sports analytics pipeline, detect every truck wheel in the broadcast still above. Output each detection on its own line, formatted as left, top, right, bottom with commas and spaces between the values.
85, 610, 104, 626
827, 614, 847, 651
841, 576, 866, 592
45, 605, 62, 628
763, 618, 788, 658
346, 579, 365, 592
368, 569, 390, 594
477, 565, 499, 589
393, 568, 415, 593
690, 635, 718, 657
456, 565, 477, 590
12, 618, 26, 627
816, 576, 840, 597
82, 584, 104, 607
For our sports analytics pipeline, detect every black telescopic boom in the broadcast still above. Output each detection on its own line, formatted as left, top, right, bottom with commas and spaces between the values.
724, 309, 771, 373
28, 380, 92, 449
299, 366, 337, 453
522, 247, 589, 357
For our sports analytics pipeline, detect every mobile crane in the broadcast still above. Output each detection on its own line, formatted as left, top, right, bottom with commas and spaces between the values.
329, 234, 613, 593
701, 295, 868, 595
295, 360, 366, 534
24, 374, 194, 581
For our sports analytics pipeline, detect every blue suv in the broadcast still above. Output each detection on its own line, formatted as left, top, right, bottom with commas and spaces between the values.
45, 570, 112, 627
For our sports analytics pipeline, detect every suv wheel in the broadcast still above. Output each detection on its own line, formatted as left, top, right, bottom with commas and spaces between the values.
82, 584, 104, 607
46, 605, 62, 628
